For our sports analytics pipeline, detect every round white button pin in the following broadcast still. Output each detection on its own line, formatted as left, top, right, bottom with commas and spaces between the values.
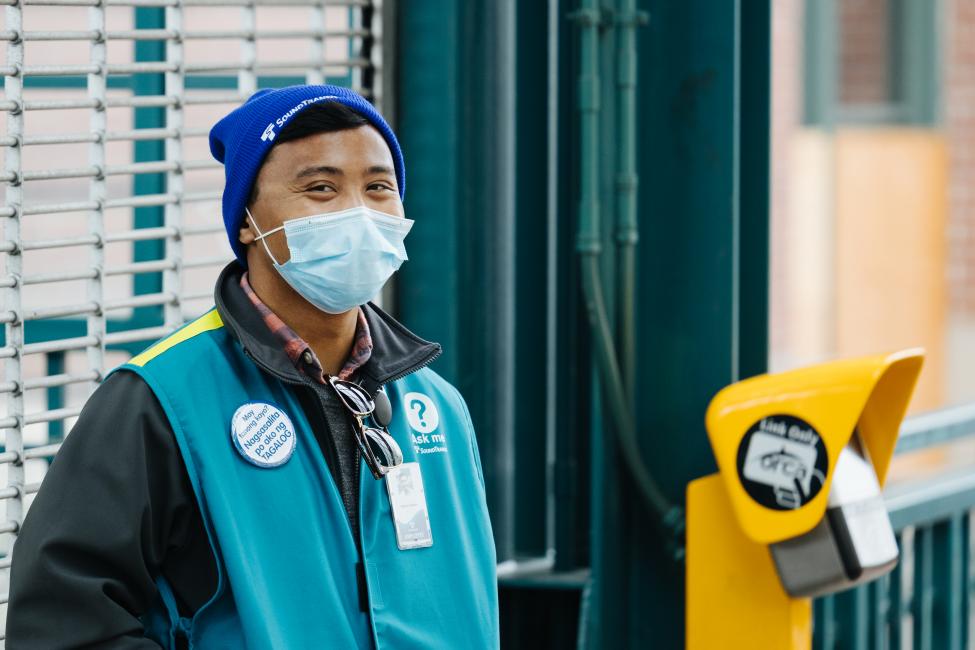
231, 402, 297, 468
403, 392, 440, 434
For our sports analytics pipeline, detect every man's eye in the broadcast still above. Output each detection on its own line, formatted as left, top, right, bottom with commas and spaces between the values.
308, 184, 332, 192
368, 183, 394, 192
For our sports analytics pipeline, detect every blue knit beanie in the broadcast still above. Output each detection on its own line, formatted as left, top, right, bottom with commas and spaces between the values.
209, 84, 406, 264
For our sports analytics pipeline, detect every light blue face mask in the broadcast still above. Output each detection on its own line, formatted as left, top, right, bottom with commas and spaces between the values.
245, 205, 414, 314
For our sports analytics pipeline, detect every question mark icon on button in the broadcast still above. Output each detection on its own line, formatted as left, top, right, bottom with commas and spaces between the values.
410, 399, 427, 428
403, 392, 439, 434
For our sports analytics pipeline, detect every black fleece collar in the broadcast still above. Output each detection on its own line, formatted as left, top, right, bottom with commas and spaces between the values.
213, 262, 441, 394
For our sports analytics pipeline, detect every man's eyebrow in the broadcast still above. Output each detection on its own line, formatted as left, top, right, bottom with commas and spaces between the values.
366, 165, 395, 175
294, 165, 343, 179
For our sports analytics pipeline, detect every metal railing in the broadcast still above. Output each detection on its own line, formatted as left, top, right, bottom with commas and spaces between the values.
814, 404, 975, 649
0, 0, 383, 641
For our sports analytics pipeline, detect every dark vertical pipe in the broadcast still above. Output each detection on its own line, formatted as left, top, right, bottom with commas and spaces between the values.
614, 0, 641, 402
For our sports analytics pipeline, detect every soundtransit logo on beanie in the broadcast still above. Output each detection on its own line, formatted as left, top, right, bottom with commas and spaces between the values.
209, 84, 406, 264
261, 93, 339, 142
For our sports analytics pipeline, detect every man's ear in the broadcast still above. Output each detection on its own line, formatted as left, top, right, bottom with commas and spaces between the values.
239, 214, 256, 245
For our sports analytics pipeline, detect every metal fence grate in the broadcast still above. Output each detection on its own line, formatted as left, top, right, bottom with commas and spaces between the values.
813, 500, 975, 649
0, 0, 383, 639
812, 410, 975, 649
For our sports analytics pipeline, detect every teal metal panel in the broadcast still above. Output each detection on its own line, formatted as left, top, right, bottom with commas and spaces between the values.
631, 0, 743, 503
816, 595, 838, 650
395, 0, 521, 563
931, 516, 966, 650
0, 76, 135, 89
914, 525, 936, 650
512, 0, 552, 559
549, 0, 592, 576
586, 0, 770, 646
132, 7, 166, 327
836, 585, 870, 649
871, 575, 892, 649
458, 0, 519, 565
737, 0, 770, 380
397, 1, 591, 645
394, 0, 460, 380
45, 352, 65, 441
889, 554, 905, 650
584, 0, 623, 644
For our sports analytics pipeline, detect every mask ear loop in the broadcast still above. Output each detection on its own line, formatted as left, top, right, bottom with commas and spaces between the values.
245, 207, 285, 266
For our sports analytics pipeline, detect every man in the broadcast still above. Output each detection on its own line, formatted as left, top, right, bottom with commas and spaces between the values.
7, 84, 499, 648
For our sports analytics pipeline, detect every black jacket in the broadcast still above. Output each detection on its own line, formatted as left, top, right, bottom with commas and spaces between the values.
6, 262, 441, 648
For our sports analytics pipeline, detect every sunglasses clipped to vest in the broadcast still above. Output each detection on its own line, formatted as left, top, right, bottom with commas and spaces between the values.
329, 377, 403, 479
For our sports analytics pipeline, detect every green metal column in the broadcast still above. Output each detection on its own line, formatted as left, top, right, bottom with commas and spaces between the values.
587, 0, 771, 647
394, 0, 460, 376
738, 0, 771, 380
513, 0, 554, 560
395, 0, 520, 563
397, 3, 590, 645
396, 0, 770, 646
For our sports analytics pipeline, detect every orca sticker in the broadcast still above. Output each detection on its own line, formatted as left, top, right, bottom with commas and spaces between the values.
736, 415, 828, 510
231, 402, 296, 468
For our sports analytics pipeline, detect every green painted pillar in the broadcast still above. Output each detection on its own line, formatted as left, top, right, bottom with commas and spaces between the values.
394, 1, 460, 370
395, 0, 520, 563
587, 0, 770, 647
396, 0, 770, 646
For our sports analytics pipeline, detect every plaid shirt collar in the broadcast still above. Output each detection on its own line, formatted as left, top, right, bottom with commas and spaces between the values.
239, 272, 373, 383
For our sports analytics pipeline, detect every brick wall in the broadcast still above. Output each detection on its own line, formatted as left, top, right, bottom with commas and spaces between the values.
772, 0, 975, 371
838, 0, 891, 106
945, 0, 975, 316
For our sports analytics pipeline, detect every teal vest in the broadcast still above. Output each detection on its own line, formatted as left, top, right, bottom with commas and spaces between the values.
114, 309, 499, 649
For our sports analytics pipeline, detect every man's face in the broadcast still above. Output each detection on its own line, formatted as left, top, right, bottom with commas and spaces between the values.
240, 124, 404, 267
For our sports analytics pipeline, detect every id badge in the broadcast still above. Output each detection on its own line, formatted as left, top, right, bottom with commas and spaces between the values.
385, 462, 434, 550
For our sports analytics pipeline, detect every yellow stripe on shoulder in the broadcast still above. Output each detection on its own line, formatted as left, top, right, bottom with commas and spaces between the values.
128, 309, 225, 367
